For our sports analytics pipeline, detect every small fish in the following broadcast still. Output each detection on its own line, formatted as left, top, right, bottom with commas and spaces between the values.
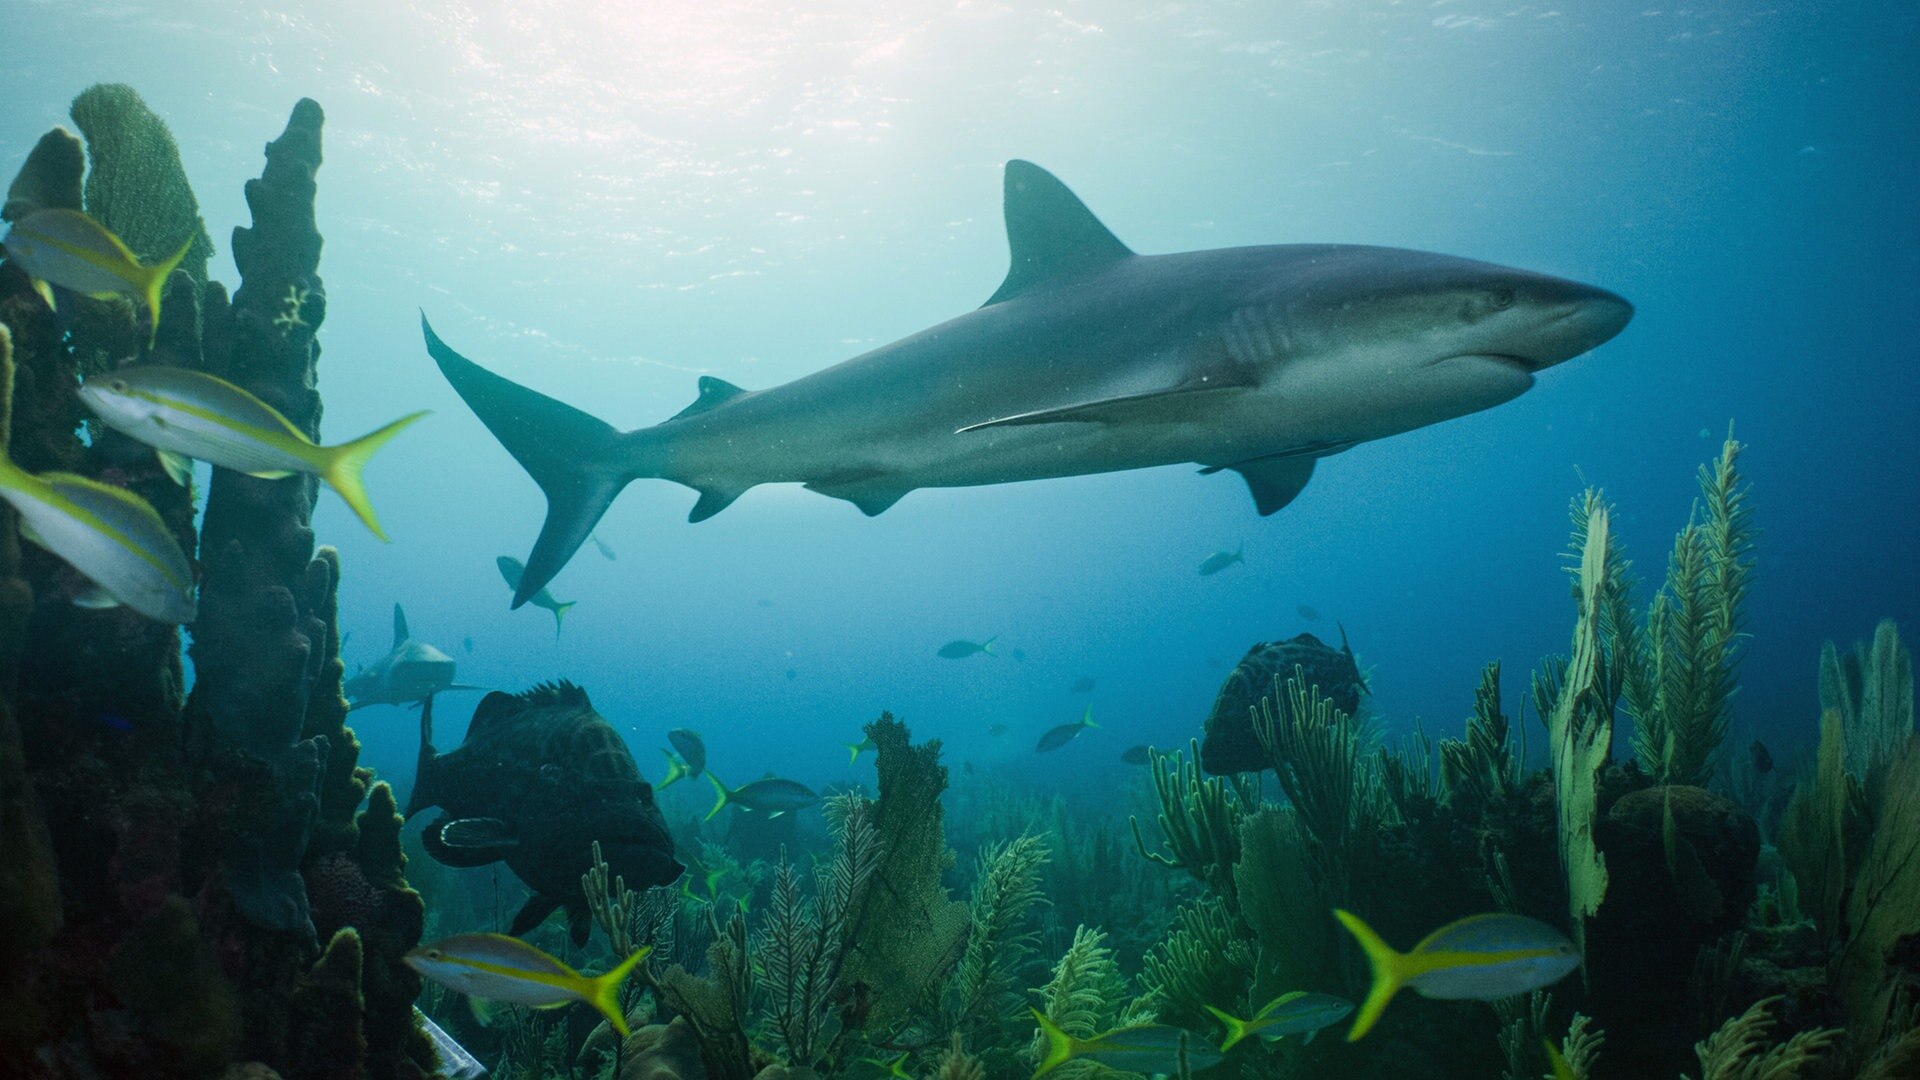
963, 760, 975, 775
0, 444, 195, 622
1297, 604, 1322, 622
1750, 740, 1773, 775
1204, 991, 1354, 1050
1121, 745, 1152, 765
1010, 647, 1027, 662
1334, 909, 1580, 1040
589, 532, 617, 560
1031, 1008, 1222, 1077
658, 749, 689, 790
496, 556, 576, 638
463, 636, 474, 654
786, 667, 798, 681
1069, 676, 1096, 694
705, 772, 819, 820
76, 367, 425, 540
667, 728, 706, 776
1036, 705, 1098, 752
988, 724, 1009, 737
756, 598, 773, 608
857, 1052, 913, 1079
845, 735, 877, 763
1198, 546, 1244, 575
938, 636, 997, 659
3, 209, 193, 346
403, 933, 649, 1037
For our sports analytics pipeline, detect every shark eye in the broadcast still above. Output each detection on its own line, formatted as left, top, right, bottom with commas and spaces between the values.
1487, 287, 1516, 311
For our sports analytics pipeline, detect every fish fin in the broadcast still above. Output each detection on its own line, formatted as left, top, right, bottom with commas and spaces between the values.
1196, 441, 1352, 475
585, 946, 652, 1039
509, 893, 562, 936
803, 471, 910, 517
688, 486, 746, 523
403, 696, 437, 819
658, 750, 687, 789
845, 742, 863, 764
157, 449, 194, 486
1303, 1028, 1317, 1046
1029, 1007, 1076, 1077
669, 375, 748, 421
467, 994, 499, 1027
768, 810, 786, 820
982, 161, 1133, 306
30, 277, 57, 312
551, 600, 574, 639
566, 902, 593, 947
1334, 908, 1406, 1041
980, 635, 997, 654
464, 691, 523, 741
421, 818, 510, 868
1081, 704, 1098, 730
137, 231, 195, 348
438, 817, 519, 849
1545, 1037, 1577, 1080
424, 314, 634, 607
71, 583, 122, 609
1227, 454, 1317, 516
1203, 1004, 1251, 1052
704, 772, 731, 821
318, 411, 429, 542
392, 603, 410, 648
955, 380, 1247, 434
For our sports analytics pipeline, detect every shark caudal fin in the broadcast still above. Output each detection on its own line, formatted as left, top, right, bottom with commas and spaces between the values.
423, 314, 638, 608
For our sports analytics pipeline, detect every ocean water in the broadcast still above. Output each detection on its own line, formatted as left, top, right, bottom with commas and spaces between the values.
2, 1, 1916, 1076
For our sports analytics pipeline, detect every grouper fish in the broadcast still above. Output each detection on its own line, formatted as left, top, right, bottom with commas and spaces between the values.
423, 160, 1632, 608
404, 683, 683, 945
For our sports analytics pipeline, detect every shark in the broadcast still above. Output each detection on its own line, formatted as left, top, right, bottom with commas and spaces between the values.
345, 603, 482, 709
425, 160, 1632, 607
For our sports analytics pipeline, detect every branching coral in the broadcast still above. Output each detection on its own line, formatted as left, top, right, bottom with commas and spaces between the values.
1026, 925, 1130, 1078
1137, 896, 1255, 1029
1129, 739, 1245, 908
1685, 996, 1839, 1080
1631, 432, 1754, 786
1440, 662, 1517, 816
944, 832, 1052, 1046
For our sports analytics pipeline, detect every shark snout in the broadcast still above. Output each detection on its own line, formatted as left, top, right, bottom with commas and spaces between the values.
1512, 282, 1633, 370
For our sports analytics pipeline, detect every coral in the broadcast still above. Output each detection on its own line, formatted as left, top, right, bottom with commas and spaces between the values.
1137, 896, 1255, 1029
1821, 619, 1914, 791
1438, 662, 1518, 818
106, 896, 243, 1074
1232, 807, 1337, 999
1254, 668, 1381, 900
837, 713, 969, 1036
68, 84, 214, 287
285, 928, 367, 1080
1631, 433, 1754, 786
933, 1033, 987, 1080
943, 832, 1051, 1050
653, 911, 757, 1079
1027, 925, 1128, 1079
1129, 739, 1246, 909
1833, 732, 1920, 1048
2, 127, 85, 221
1684, 996, 1839, 1080
1561, 1012, 1605, 1078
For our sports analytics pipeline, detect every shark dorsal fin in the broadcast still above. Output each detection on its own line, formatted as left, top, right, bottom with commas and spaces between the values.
983, 160, 1133, 306
671, 376, 747, 421
392, 603, 410, 648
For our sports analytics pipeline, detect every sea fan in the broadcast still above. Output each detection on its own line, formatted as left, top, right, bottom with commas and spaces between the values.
1687, 996, 1840, 1080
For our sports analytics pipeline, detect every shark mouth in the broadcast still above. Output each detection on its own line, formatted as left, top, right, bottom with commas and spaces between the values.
1429, 353, 1542, 374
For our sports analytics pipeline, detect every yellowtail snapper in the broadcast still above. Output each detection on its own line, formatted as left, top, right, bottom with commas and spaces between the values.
658, 749, 690, 789
76, 367, 425, 540
667, 728, 705, 775
937, 636, 996, 658
1035, 704, 1097, 752
2, 209, 193, 347
589, 532, 617, 560
845, 735, 876, 762
403, 933, 649, 1037
1334, 909, 1580, 1040
0, 438, 195, 623
1030, 1008, 1222, 1077
704, 772, 819, 820
1204, 991, 1354, 1050
495, 555, 576, 637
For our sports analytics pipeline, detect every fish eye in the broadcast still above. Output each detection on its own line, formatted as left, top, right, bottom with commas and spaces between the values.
425, 949, 442, 960
109, 379, 129, 392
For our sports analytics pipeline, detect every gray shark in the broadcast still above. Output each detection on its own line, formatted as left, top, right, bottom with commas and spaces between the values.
425, 160, 1631, 607
345, 603, 482, 709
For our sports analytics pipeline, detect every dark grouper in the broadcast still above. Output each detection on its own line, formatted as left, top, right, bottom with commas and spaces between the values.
405, 682, 683, 944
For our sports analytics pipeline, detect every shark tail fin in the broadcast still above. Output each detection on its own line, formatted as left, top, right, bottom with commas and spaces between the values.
551, 600, 576, 639
423, 314, 646, 607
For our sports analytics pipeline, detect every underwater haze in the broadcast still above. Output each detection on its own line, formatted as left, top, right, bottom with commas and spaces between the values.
3, 1, 1918, 1077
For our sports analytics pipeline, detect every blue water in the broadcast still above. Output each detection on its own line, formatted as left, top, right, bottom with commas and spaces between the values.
4, 1, 1914, 801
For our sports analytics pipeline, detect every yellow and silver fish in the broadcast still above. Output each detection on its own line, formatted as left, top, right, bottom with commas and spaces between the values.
1203, 990, 1354, 1050
1334, 908, 1580, 1040
76, 366, 426, 541
0, 446, 195, 623
2, 209, 193, 347
1031, 1008, 1222, 1078
403, 933, 649, 1037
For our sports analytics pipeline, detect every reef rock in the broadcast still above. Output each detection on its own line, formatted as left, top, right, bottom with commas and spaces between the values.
620, 1016, 708, 1080
1199, 630, 1366, 774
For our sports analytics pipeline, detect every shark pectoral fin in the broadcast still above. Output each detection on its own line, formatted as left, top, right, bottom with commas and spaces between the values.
1222, 454, 1318, 516
689, 486, 747, 523
439, 817, 520, 849
805, 471, 911, 516
956, 381, 1248, 434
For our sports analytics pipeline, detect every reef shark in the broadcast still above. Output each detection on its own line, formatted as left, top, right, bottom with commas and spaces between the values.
425, 160, 1632, 607
344, 603, 482, 709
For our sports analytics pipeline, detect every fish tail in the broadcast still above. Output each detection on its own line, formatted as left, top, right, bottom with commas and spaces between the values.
551, 600, 575, 639
585, 945, 651, 1038
319, 410, 430, 541
1334, 908, 1406, 1041
704, 772, 731, 821
1029, 1007, 1076, 1077
658, 750, 687, 790
1203, 1004, 1251, 1052
845, 741, 863, 763
1081, 704, 1098, 730
981, 635, 997, 654
424, 313, 647, 608
138, 231, 194, 347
